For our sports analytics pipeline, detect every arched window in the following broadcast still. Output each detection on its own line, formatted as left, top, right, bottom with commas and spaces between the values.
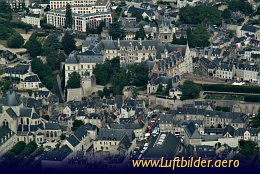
27, 118, 29, 125
21, 118, 23, 124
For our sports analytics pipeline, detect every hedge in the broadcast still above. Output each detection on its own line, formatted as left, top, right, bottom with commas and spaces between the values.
200, 84, 260, 94
244, 95, 260, 102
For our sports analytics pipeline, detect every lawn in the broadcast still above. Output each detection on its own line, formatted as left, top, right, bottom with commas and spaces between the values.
0, 40, 7, 47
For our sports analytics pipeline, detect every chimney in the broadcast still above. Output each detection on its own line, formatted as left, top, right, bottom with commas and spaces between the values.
139, 38, 142, 45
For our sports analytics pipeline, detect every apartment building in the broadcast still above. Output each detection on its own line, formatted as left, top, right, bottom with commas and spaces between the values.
47, 10, 112, 31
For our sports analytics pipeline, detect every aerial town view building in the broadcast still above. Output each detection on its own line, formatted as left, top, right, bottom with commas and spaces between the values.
0, 0, 260, 173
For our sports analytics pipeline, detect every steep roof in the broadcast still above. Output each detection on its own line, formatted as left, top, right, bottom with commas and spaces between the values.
185, 122, 201, 139
97, 128, 135, 141
2, 90, 22, 106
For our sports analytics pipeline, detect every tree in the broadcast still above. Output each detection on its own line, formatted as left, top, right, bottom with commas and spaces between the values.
35, 147, 44, 155
31, 58, 55, 90
128, 63, 149, 87
60, 133, 66, 140
42, 34, 62, 54
188, 24, 210, 48
179, 5, 222, 25
131, 11, 143, 22
156, 84, 163, 94
222, 9, 231, 19
21, 141, 37, 156
7, 33, 24, 48
172, 34, 187, 45
10, 141, 26, 155
62, 32, 76, 55
228, 0, 253, 16
111, 69, 131, 95
67, 72, 81, 88
181, 80, 202, 100
0, 2, 12, 19
72, 120, 84, 131
134, 25, 146, 40
252, 109, 260, 128
26, 38, 42, 58
109, 22, 125, 40
239, 140, 259, 156
64, 3, 73, 29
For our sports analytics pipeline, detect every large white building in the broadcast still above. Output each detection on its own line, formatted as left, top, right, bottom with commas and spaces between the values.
47, 0, 112, 31
21, 14, 41, 27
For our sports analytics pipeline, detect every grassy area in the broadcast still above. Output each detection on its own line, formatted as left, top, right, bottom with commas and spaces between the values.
205, 94, 245, 100
205, 94, 224, 100
0, 40, 7, 47
14, 28, 26, 34
224, 95, 244, 100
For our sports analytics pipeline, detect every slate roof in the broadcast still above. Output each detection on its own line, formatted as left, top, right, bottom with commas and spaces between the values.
110, 122, 144, 130
142, 133, 180, 159
185, 122, 201, 139
45, 123, 61, 130
5, 64, 29, 75
20, 108, 32, 117
43, 145, 72, 161
2, 90, 22, 106
37, 91, 50, 97
241, 25, 259, 33
24, 75, 40, 82
223, 125, 235, 137
5, 107, 17, 119
195, 145, 215, 158
97, 128, 135, 141
0, 126, 13, 145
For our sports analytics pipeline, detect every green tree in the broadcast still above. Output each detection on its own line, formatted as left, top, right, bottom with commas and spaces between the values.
42, 34, 62, 54
181, 80, 202, 100
35, 147, 44, 155
26, 39, 42, 58
188, 24, 210, 48
72, 120, 84, 131
239, 140, 259, 156
111, 69, 131, 95
134, 25, 146, 40
0, 2, 12, 20
128, 63, 149, 87
222, 9, 231, 19
64, 3, 73, 29
62, 32, 76, 55
60, 133, 66, 140
31, 58, 55, 90
131, 11, 143, 22
228, 0, 253, 15
252, 109, 260, 128
67, 72, 81, 88
109, 22, 125, 40
7, 33, 24, 48
172, 34, 187, 45
21, 141, 37, 156
156, 84, 163, 94
179, 5, 222, 25
10, 141, 26, 155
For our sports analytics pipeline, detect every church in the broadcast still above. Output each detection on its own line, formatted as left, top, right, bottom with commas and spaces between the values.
0, 90, 67, 157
